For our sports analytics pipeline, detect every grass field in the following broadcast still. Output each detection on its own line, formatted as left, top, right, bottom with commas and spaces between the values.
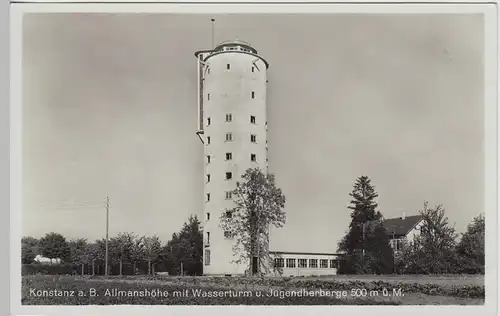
21, 274, 485, 305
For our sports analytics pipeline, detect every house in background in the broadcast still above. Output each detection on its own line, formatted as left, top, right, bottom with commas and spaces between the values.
382, 213, 424, 252
34, 254, 61, 265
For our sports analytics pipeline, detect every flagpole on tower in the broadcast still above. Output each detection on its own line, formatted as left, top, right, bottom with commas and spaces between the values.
211, 18, 215, 49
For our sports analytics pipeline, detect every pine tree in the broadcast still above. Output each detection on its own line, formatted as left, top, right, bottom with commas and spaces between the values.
337, 176, 393, 274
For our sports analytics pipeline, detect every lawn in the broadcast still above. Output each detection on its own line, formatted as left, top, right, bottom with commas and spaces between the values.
21, 274, 484, 305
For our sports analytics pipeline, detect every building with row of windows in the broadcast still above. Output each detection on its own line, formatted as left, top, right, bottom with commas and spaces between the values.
269, 252, 340, 277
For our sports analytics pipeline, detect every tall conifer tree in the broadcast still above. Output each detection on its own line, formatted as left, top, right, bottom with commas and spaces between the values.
338, 176, 394, 274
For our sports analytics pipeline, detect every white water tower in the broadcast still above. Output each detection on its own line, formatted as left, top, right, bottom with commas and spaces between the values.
195, 39, 269, 275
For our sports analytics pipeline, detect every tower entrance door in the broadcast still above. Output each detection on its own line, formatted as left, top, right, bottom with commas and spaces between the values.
252, 257, 259, 275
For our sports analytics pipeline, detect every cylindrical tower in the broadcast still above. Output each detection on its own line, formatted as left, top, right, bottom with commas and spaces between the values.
195, 40, 269, 275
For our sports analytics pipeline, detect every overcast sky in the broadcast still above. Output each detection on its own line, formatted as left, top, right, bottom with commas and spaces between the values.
22, 13, 484, 253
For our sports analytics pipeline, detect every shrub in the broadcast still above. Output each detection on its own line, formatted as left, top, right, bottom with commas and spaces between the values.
22, 264, 76, 275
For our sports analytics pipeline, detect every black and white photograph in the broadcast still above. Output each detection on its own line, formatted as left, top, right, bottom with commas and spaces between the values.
11, 2, 497, 309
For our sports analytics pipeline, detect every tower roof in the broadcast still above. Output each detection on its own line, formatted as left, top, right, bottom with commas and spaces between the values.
213, 39, 258, 54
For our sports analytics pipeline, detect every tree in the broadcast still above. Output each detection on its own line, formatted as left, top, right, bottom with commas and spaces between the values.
68, 238, 88, 274
400, 202, 458, 274
219, 168, 286, 276
143, 235, 162, 275
164, 215, 203, 276
337, 176, 393, 274
130, 236, 145, 275
456, 214, 485, 274
21, 237, 39, 264
38, 232, 70, 264
110, 233, 134, 276
85, 242, 101, 276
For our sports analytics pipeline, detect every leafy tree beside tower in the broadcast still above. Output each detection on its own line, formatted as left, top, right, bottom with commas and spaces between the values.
220, 168, 286, 276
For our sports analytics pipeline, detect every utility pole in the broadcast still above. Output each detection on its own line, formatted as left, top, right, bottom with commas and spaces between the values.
105, 196, 110, 276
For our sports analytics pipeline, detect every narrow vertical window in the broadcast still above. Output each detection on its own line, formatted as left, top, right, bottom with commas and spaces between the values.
227, 64, 231, 70
252, 66, 255, 73
225, 172, 232, 180
206, 174, 210, 183
250, 116, 256, 124
226, 133, 233, 142
206, 193, 210, 202
207, 136, 211, 144
206, 232, 210, 244
251, 154, 256, 162
204, 249, 211, 265
207, 117, 211, 126
207, 155, 211, 163
251, 91, 255, 99
226, 153, 232, 160
207, 93, 210, 101
225, 191, 232, 200
226, 114, 232, 122
250, 135, 257, 143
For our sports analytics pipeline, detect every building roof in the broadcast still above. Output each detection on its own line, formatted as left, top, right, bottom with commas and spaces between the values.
382, 215, 423, 237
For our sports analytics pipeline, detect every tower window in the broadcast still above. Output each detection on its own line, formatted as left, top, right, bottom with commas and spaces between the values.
206, 212, 210, 221
250, 116, 256, 124
226, 114, 232, 122
330, 259, 338, 269
225, 191, 232, 200
309, 259, 318, 268
207, 155, 211, 164
226, 133, 233, 142
226, 152, 232, 160
207, 93, 210, 101
250, 135, 257, 143
251, 91, 255, 99
226, 172, 232, 180
207, 67, 210, 75
206, 193, 210, 202
206, 174, 210, 183
320, 259, 328, 268
274, 258, 284, 268
252, 66, 255, 72
207, 117, 211, 126
204, 249, 211, 265
227, 64, 231, 70
206, 232, 210, 245
251, 154, 256, 162
207, 136, 211, 145
298, 259, 307, 268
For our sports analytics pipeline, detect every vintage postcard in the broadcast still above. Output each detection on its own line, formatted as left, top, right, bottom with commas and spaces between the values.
9, 2, 498, 315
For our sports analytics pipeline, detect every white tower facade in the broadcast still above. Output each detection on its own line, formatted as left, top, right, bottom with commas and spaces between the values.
195, 40, 269, 275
